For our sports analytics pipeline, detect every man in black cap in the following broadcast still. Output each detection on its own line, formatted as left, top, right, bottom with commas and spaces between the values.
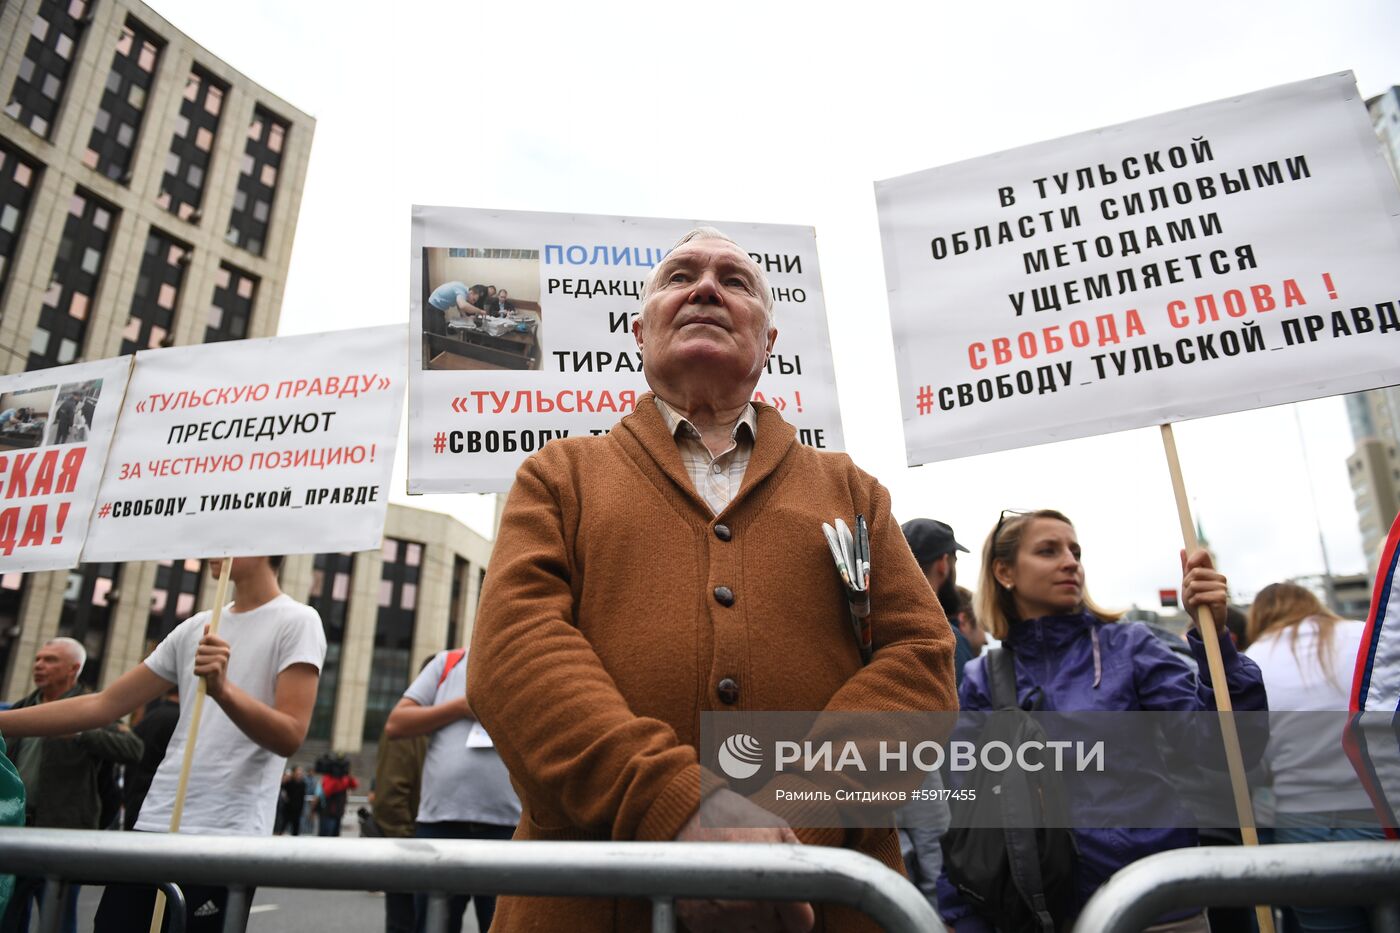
900, 519, 973, 687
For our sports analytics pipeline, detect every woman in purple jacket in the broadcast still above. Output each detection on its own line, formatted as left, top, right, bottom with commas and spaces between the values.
938, 509, 1267, 933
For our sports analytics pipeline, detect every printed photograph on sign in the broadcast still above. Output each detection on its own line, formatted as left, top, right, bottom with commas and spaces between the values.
0, 386, 54, 450
45, 378, 102, 446
421, 247, 543, 371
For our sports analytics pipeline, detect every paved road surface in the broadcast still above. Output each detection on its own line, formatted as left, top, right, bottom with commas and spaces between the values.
72, 885, 482, 933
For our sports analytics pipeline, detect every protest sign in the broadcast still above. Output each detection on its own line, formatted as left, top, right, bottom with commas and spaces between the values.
875, 72, 1400, 466
81, 325, 406, 562
0, 356, 131, 572
408, 205, 844, 493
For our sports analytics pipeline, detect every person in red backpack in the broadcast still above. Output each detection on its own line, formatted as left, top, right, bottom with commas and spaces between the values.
316, 762, 359, 836
385, 649, 520, 933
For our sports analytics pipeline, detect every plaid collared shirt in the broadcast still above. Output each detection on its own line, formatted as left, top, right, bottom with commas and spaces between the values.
654, 397, 758, 516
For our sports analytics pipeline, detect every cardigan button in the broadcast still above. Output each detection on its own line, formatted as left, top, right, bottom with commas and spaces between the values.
713, 524, 732, 541
717, 678, 740, 705
713, 586, 735, 607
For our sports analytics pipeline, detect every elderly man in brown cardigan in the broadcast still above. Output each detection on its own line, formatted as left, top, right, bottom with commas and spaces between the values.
468, 227, 957, 933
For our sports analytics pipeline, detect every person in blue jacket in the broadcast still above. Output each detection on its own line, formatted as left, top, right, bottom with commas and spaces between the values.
939, 508, 1267, 933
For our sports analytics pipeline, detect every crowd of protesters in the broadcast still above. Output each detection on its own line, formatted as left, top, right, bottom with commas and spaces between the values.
0, 229, 1393, 933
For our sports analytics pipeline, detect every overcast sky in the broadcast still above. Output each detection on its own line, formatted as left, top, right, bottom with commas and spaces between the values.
147, 0, 1400, 609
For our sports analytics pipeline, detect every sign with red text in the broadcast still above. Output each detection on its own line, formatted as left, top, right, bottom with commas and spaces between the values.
82, 326, 406, 561
0, 357, 131, 572
876, 72, 1400, 464
409, 205, 844, 493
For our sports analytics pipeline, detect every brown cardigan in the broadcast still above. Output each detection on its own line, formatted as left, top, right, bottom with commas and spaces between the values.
468, 395, 957, 931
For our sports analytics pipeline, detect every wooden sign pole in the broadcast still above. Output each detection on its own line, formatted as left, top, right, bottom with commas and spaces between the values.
1160, 424, 1274, 933
149, 556, 233, 933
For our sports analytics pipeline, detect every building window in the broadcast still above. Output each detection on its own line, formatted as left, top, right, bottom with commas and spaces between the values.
3, 0, 90, 140
83, 19, 162, 183
59, 562, 120, 688
145, 558, 202, 649
0, 573, 28, 693
119, 227, 189, 353
28, 188, 117, 370
225, 106, 287, 257
447, 248, 540, 260
205, 262, 258, 343
447, 556, 470, 649
307, 552, 353, 742
363, 537, 420, 742
0, 143, 42, 305
157, 67, 225, 222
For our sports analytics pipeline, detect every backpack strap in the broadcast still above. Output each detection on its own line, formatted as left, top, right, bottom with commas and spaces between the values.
1002, 812, 1058, 933
990, 645, 1057, 933
985, 647, 1019, 710
1000, 756, 1060, 933
437, 648, 467, 687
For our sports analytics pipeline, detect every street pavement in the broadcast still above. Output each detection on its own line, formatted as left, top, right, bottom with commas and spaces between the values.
73, 885, 482, 932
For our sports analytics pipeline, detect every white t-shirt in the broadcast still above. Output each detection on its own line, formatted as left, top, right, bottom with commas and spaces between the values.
403, 650, 520, 826
138, 594, 326, 835
1246, 617, 1368, 813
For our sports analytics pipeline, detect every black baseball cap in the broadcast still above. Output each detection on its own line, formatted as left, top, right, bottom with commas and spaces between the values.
901, 519, 969, 568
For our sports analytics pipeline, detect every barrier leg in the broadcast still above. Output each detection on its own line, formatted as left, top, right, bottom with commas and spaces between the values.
651, 897, 676, 933
37, 878, 67, 933
157, 882, 188, 933
423, 892, 449, 933
222, 885, 250, 933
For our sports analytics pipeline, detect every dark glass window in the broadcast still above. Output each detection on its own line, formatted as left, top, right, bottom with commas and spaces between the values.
363, 538, 420, 742
119, 227, 189, 353
156, 67, 225, 222
3, 0, 90, 140
0, 144, 42, 304
58, 562, 120, 688
145, 558, 203, 649
204, 262, 257, 343
447, 556, 469, 649
225, 107, 287, 257
82, 19, 161, 183
28, 188, 116, 370
0, 573, 28, 693
307, 552, 353, 741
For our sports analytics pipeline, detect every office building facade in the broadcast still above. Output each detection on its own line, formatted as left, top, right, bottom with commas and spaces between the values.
0, 0, 314, 368
0, 0, 497, 755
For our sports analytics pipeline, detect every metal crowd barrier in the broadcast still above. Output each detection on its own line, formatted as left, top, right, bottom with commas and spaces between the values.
1075, 840, 1400, 933
0, 828, 938, 933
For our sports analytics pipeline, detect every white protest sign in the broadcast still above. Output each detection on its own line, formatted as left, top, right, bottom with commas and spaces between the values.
408, 205, 844, 493
82, 325, 406, 561
876, 72, 1400, 465
0, 356, 131, 572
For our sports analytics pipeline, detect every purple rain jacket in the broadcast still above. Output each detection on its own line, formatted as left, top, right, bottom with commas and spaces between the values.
937, 610, 1267, 930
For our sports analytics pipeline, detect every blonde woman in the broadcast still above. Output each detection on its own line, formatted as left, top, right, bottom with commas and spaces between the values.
937, 509, 1265, 933
1246, 582, 1383, 933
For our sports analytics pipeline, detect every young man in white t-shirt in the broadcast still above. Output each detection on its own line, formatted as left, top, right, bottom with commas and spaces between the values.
0, 555, 325, 932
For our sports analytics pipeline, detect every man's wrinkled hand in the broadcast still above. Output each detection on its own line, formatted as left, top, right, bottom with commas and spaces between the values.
672, 789, 815, 933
